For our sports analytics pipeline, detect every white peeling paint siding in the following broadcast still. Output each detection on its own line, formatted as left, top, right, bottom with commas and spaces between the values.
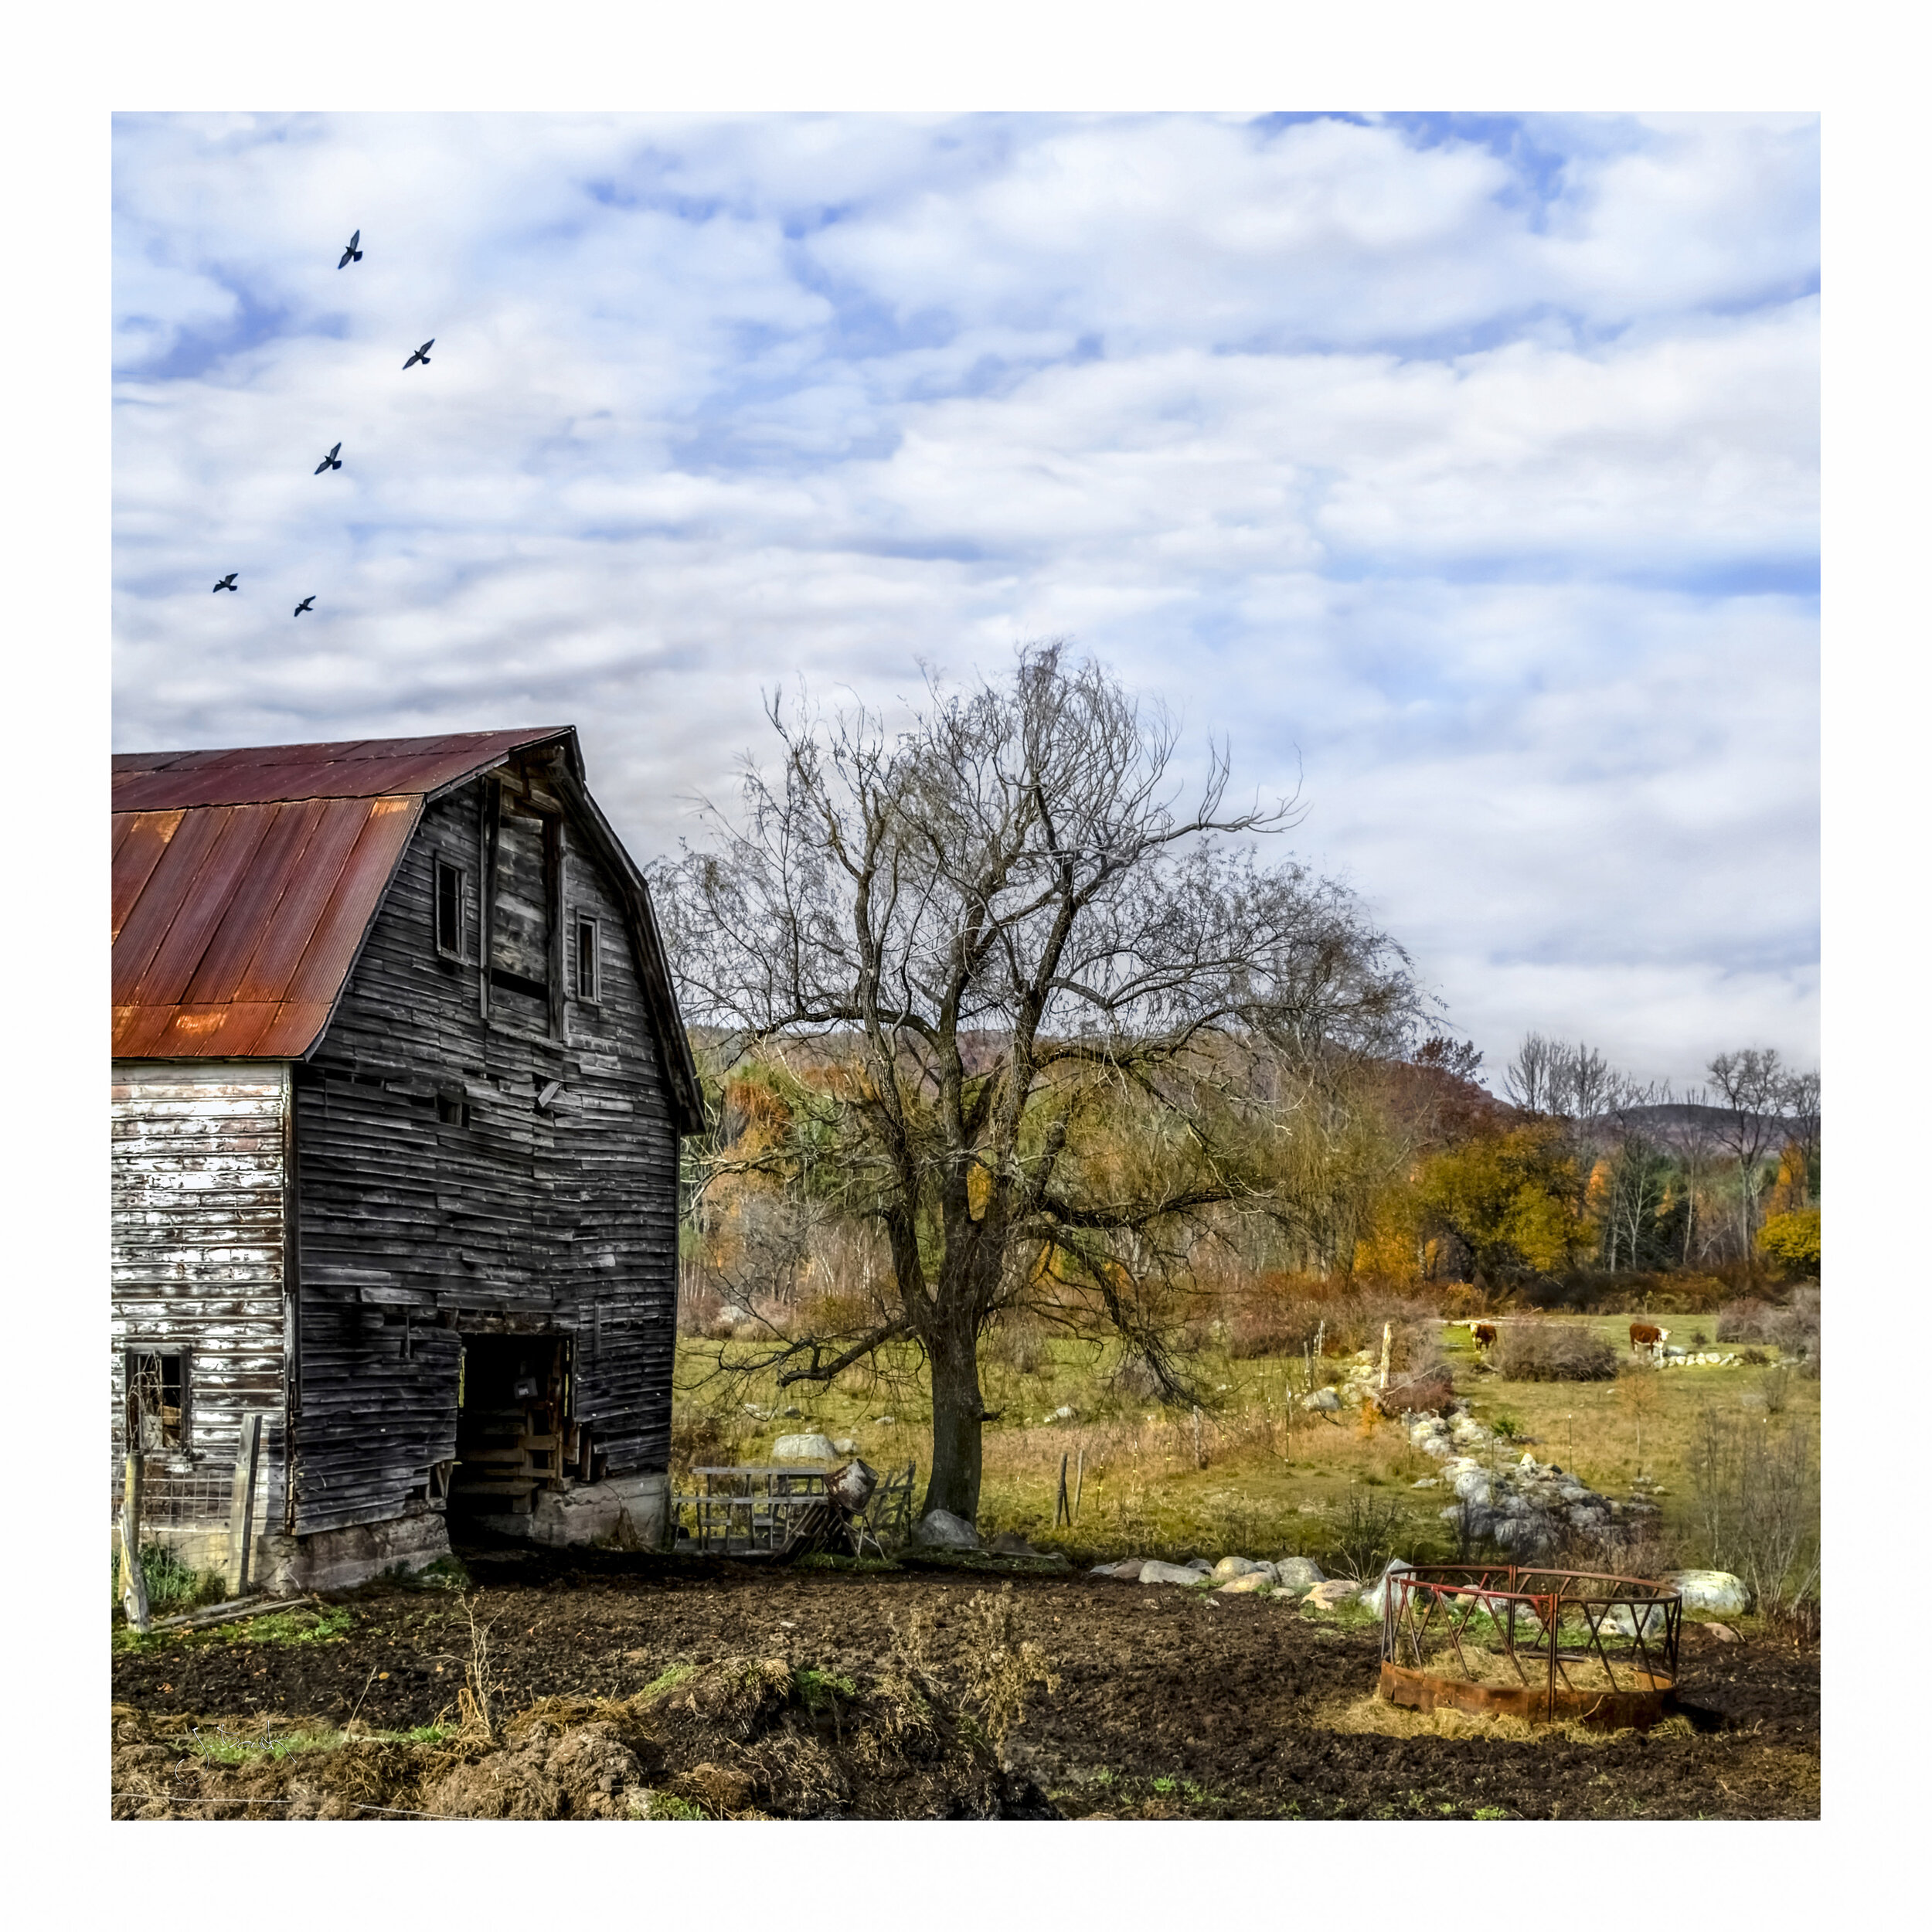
111, 1060, 291, 1555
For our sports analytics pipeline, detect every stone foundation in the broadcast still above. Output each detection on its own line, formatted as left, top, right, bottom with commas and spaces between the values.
117, 1472, 670, 1600
467, 1471, 668, 1549
253, 1504, 454, 1596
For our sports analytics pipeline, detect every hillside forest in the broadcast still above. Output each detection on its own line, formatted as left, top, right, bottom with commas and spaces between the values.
675, 1029, 1821, 1364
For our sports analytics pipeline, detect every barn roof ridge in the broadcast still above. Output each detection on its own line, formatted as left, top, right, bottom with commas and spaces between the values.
111, 727, 577, 811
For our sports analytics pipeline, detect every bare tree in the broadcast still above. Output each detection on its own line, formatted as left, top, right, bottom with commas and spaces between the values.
1706, 1048, 1798, 1260
652, 645, 1422, 1521
1781, 1068, 1821, 1206
1503, 1032, 1562, 1114
1658, 1084, 1723, 1267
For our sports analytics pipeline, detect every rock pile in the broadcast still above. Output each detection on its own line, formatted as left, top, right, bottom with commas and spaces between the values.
1086, 1553, 1338, 1603
1406, 1408, 1613, 1560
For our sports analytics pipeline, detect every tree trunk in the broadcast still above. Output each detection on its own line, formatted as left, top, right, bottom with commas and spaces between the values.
921, 1311, 985, 1523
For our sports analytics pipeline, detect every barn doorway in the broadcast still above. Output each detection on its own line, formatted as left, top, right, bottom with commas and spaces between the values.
448, 1334, 570, 1521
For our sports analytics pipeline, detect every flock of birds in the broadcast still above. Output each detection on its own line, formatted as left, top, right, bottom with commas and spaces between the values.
209, 231, 434, 617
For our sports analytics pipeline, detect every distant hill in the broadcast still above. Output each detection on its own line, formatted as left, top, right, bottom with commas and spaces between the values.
1590, 1101, 1791, 1142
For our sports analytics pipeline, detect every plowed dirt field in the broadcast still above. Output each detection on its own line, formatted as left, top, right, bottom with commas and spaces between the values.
110, 1543, 1819, 1819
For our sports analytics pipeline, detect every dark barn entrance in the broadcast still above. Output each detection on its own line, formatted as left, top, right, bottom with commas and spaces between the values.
449, 1334, 573, 1521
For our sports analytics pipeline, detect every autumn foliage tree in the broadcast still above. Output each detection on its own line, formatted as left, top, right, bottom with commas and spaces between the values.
1416, 1121, 1588, 1283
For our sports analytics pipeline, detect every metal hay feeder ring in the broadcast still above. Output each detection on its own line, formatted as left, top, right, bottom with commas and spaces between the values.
1378, 1563, 1681, 1730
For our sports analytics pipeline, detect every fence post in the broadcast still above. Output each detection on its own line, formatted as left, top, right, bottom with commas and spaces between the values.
119, 1454, 150, 1632
1073, 1447, 1084, 1520
1054, 1452, 1070, 1527
226, 1411, 264, 1597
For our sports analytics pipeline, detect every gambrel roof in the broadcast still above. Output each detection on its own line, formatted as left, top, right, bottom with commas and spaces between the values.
111, 729, 702, 1129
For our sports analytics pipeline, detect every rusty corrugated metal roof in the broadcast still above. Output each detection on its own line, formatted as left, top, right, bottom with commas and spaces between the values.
112, 728, 574, 812
111, 730, 574, 1060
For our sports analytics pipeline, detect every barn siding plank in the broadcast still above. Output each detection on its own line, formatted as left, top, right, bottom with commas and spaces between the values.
108, 1062, 291, 1517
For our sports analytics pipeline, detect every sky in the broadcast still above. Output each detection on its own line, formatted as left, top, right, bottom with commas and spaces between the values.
111, 111, 1819, 1094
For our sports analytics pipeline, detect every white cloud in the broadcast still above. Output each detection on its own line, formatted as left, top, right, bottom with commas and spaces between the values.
111, 111, 1819, 1088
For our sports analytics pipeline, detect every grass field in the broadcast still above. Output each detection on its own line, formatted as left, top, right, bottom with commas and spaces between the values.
671, 1312, 1819, 1578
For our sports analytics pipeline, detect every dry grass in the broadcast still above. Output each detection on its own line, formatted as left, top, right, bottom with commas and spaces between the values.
668, 1311, 1819, 1582
1318, 1692, 1694, 1746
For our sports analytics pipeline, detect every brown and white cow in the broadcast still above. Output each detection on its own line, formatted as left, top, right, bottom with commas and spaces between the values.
1471, 1323, 1498, 1351
1629, 1321, 1669, 1359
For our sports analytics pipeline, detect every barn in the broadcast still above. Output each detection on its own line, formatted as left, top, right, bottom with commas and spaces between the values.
111, 729, 703, 1594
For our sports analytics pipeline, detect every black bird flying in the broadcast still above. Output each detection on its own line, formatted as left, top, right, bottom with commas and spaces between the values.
213, 573, 238, 593
315, 442, 342, 474
403, 339, 434, 369
294, 596, 316, 617
338, 229, 362, 269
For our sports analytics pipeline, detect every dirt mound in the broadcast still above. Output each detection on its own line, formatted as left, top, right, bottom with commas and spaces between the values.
110, 1653, 1054, 1821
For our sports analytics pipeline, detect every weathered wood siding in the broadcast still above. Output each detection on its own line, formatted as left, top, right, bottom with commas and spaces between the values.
291, 762, 680, 1535
110, 1060, 289, 1539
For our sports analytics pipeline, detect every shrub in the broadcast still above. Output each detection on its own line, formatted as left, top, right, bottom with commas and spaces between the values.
1688, 1404, 1819, 1623
678, 1278, 726, 1338
1757, 1207, 1821, 1277
1325, 1490, 1412, 1583
1226, 1301, 1309, 1360
1376, 1348, 1454, 1418
1716, 1298, 1772, 1344
669, 1406, 743, 1481
1376, 1374, 1453, 1420
134, 1543, 224, 1616
1764, 1288, 1819, 1375
1491, 1324, 1617, 1382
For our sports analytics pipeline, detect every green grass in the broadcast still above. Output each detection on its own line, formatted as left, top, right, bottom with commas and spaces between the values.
672, 1317, 1818, 1573
793, 1667, 858, 1709
641, 1792, 708, 1820
640, 1663, 696, 1698
114, 1602, 355, 1657
181, 1720, 451, 1765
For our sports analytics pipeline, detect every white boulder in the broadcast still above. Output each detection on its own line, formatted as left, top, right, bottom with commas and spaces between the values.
1303, 1580, 1359, 1611
1302, 1388, 1342, 1413
1211, 1556, 1270, 1580
772, 1433, 838, 1461
1140, 1560, 1209, 1587
1216, 1571, 1275, 1594
1359, 1558, 1415, 1617
1667, 1570, 1749, 1616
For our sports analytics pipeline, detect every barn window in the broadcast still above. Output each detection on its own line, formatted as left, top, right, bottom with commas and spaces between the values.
127, 1350, 189, 1453
574, 915, 600, 1002
437, 1091, 470, 1128
434, 858, 467, 957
